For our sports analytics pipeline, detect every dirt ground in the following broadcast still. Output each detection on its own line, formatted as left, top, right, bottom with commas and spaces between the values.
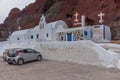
0, 57, 120, 80
111, 40, 120, 44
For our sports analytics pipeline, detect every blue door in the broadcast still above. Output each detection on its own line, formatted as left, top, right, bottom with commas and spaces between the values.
67, 33, 72, 41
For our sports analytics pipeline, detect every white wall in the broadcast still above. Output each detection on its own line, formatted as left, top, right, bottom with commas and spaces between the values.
92, 25, 111, 42
9, 34, 25, 43
105, 26, 111, 41
44, 27, 52, 41
39, 41, 119, 68
0, 40, 120, 68
0, 41, 7, 56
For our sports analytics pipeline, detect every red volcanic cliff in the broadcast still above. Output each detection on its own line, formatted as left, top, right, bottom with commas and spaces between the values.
0, 0, 120, 41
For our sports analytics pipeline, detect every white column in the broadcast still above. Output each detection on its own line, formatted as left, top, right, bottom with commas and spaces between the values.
81, 15, 85, 28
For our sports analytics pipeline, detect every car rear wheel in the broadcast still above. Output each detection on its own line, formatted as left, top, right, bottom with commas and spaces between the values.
37, 55, 42, 61
17, 59, 24, 65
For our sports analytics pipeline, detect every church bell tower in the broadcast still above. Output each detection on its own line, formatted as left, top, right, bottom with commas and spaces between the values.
39, 14, 46, 42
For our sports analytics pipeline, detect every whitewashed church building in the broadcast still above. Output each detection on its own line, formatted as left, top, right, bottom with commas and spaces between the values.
8, 13, 111, 44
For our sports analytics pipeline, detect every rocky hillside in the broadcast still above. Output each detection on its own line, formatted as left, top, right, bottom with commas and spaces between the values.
0, 0, 120, 41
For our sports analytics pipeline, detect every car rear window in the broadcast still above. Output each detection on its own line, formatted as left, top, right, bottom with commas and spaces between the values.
9, 50, 16, 54
8, 48, 22, 54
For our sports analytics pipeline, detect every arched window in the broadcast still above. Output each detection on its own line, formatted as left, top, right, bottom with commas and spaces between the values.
36, 34, 39, 39
61, 36, 64, 41
46, 33, 49, 38
17, 37, 20, 40
31, 35, 33, 39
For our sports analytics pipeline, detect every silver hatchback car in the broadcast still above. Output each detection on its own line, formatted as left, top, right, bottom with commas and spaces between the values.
6, 48, 42, 65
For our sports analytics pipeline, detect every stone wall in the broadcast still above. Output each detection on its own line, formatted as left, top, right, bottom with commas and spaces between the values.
39, 41, 119, 67
0, 40, 119, 68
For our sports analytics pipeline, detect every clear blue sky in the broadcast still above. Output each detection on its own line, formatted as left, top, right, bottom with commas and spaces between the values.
0, 0, 35, 23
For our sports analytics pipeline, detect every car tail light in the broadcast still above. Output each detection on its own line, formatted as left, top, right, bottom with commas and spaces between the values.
16, 51, 19, 56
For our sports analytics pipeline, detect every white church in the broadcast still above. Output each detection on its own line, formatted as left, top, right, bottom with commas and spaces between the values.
8, 12, 111, 44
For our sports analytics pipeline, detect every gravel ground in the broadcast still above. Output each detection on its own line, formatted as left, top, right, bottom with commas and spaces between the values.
0, 57, 120, 80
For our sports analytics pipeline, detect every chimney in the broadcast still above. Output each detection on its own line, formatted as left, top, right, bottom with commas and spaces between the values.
81, 15, 85, 28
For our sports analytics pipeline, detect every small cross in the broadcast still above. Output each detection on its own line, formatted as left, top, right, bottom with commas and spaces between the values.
18, 26, 21, 30
74, 12, 81, 26
98, 12, 105, 24
74, 12, 79, 22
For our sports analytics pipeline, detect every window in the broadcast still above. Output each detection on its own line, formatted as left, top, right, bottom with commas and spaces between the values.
36, 34, 39, 39
27, 49, 35, 53
61, 36, 64, 41
103, 26, 105, 40
91, 30, 93, 38
31, 35, 33, 39
23, 49, 28, 53
94, 26, 100, 28
46, 33, 48, 38
17, 37, 20, 40
60, 35, 66, 41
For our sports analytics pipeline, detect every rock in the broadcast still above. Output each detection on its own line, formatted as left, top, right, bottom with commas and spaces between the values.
0, 0, 120, 40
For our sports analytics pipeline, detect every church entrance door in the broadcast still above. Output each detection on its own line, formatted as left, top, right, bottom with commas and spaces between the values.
67, 33, 72, 41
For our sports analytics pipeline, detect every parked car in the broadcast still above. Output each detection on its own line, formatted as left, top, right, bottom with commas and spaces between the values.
2, 49, 9, 61
6, 48, 42, 65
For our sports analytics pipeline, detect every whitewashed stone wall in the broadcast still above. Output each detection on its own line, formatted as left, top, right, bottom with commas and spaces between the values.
0, 40, 119, 68
39, 41, 119, 67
